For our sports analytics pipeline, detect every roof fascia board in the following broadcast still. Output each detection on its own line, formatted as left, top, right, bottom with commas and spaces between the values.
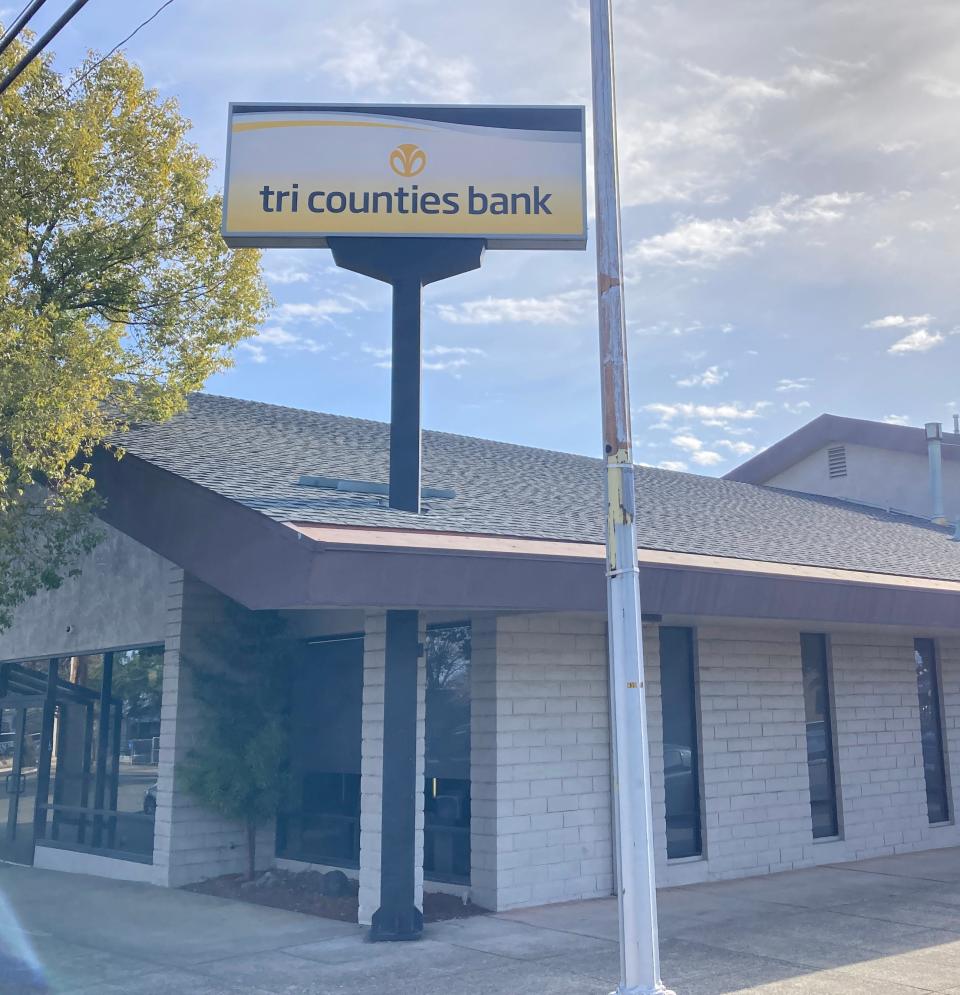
91, 449, 960, 628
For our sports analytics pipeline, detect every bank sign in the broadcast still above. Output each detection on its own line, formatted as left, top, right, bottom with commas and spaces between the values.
222, 104, 587, 250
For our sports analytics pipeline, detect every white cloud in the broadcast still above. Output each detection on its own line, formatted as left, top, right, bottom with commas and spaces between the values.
239, 325, 327, 363
783, 400, 813, 415
888, 329, 945, 354
676, 365, 726, 387
436, 290, 591, 326
692, 450, 724, 466
864, 314, 933, 329
322, 23, 475, 101
644, 401, 771, 423
775, 377, 814, 391
717, 439, 757, 456
919, 75, 960, 100
276, 299, 357, 323
628, 193, 864, 268
672, 433, 705, 452
361, 343, 484, 373
882, 414, 911, 425
263, 265, 310, 285
658, 460, 688, 472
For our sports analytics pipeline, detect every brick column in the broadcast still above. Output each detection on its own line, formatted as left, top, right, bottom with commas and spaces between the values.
469, 613, 613, 911
469, 615, 499, 910
697, 625, 810, 880
153, 573, 273, 887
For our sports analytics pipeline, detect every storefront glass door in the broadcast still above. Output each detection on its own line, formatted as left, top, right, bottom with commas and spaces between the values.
0, 699, 45, 864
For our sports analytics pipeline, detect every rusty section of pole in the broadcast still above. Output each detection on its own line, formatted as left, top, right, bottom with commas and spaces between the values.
590, 0, 673, 993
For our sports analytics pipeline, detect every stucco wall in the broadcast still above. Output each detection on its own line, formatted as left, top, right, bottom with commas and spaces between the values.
764, 442, 960, 522
0, 520, 172, 662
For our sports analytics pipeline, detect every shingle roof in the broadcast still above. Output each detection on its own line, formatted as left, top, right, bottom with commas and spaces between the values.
117, 392, 960, 583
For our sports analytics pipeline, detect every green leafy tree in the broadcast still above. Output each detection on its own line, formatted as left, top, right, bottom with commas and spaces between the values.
0, 35, 269, 629
178, 604, 293, 880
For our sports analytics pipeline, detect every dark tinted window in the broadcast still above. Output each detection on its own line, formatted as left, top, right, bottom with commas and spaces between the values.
800, 634, 839, 838
915, 638, 949, 824
424, 624, 471, 883
659, 627, 702, 859
278, 636, 363, 867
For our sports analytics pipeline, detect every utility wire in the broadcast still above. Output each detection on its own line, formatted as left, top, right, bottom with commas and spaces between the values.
0, 0, 92, 96
0, 0, 50, 59
59, 0, 175, 100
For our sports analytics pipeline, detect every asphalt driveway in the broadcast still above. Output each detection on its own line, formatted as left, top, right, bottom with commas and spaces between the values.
3, 848, 960, 993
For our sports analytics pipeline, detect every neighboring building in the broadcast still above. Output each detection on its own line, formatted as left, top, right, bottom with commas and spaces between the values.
2, 394, 960, 921
726, 413, 960, 524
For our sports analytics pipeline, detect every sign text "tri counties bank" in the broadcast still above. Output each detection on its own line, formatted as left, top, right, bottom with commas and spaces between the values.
222, 104, 587, 251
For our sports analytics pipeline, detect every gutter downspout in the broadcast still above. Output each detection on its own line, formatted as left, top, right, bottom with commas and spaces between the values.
926, 422, 946, 525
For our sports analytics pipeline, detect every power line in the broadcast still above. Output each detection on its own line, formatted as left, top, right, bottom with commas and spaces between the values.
0, 0, 51, 59
59, 0, 175, 100
0, 0, 92, 97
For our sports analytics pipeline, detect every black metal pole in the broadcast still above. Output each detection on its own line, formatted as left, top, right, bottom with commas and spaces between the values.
6, 707, 26, 841
108, 699, 122, 847
77, 701, 94, 843
0, 0, 49, 59
326, 236, 484, 943
92, 650, 113, 847
31, 657, 59, 848
389, 278, 423, 513
370, 609, 423, 941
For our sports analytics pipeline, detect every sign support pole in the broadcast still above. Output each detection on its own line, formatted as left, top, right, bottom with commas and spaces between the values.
329, 236, 484, 941
589, 1, 674, 993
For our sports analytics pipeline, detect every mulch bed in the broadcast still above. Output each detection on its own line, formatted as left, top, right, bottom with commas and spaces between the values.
184, 868, 487, 924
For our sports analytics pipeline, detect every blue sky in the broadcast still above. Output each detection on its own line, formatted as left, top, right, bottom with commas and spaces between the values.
11, 0, 960, 473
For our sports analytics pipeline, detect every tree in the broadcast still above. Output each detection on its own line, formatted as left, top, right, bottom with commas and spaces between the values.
177, 603, 293, 880
0, 36, 269, 629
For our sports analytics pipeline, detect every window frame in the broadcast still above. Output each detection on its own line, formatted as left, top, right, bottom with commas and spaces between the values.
799, 632, 843, 841
914, 637, 952, 826
658, 625, 704, 862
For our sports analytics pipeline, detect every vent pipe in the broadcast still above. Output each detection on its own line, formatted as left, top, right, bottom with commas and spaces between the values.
926, 422, 946, 524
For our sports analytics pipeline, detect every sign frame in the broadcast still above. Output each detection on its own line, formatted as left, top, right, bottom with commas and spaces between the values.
221, 102, 588, 251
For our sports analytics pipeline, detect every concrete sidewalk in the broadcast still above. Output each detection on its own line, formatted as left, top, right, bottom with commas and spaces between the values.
4, 848, 960, 994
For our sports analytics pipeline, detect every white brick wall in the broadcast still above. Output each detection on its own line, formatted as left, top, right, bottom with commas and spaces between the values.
694, 625, 812, 880
153, 573, 274, 887
804, 631, 960, 864
357, 611, 427, 926
471, 613, 613, 911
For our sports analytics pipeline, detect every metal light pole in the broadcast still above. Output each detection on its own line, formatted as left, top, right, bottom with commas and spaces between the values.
589, 1, 674, 993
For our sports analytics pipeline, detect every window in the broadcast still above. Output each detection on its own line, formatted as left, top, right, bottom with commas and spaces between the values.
423, 624, 471, 883
915, 639, 950, 824
41, 646, 165, 863
800, 634, 839, 838
659, 627, 702, 859
277, 635, 364, 867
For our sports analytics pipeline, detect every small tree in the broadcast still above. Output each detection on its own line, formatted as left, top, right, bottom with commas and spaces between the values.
178, 604, 293, 880
0, 35, 269, 629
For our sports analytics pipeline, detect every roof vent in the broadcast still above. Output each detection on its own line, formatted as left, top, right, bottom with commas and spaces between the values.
297, 475, 456, 500
827, 445, 847, 479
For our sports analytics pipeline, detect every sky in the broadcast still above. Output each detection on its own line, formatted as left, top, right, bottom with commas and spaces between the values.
8, 0, 960, 474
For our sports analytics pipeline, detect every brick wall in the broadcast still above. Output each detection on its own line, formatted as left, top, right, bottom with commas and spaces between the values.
806, 631, 960, 864
153, 573, 274, 887
471, 612, 613, 911
694, 625, 812, 881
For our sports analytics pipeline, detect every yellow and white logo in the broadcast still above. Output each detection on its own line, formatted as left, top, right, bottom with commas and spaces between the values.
390, 143, 427, 177
223, 105, 587, 249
